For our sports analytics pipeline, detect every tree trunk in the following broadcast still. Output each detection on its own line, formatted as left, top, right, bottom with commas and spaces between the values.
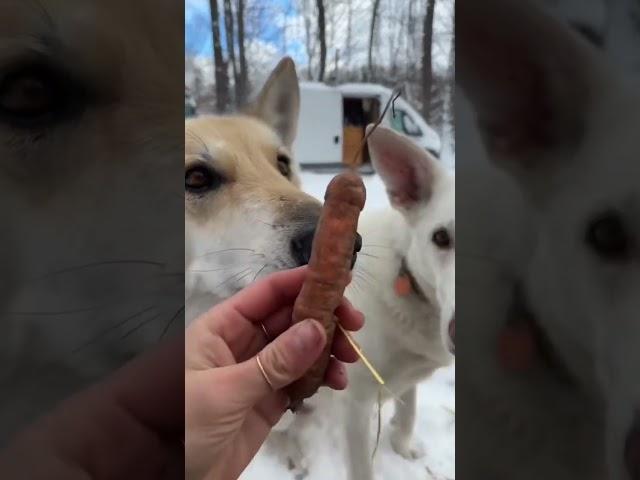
223, 0, 239, 106
210, 0, 229, 112
316, 0, 327, 81
346, 0, 353, 70
368, 0, 381, 79
421, 0, 436, 122
446, 9, 455, 152
236, 0, 249, 105
302, 0, 315, 80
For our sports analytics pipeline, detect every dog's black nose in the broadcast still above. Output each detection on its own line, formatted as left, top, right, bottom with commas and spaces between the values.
291, 229, 315, 266
351, 232, 362, 269
291, 230, 363, 269
625, 413, 640, 480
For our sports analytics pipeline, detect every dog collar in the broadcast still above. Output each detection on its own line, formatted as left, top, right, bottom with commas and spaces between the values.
394, 258, 427, 301
497, 285, 573, 383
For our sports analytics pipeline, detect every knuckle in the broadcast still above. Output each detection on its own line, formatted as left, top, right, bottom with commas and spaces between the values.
264, 345, 295, 385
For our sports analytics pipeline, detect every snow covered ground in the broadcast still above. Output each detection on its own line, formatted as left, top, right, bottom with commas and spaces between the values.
240, 170, 455, 480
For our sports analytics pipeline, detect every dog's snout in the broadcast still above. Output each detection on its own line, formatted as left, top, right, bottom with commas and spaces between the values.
625, 413, 640, 480
291, 230, 362, 269
291, 229, 315, 267
352, 232, 362, 269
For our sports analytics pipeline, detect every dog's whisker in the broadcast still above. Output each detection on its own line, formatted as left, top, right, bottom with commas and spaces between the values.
252, 264, 269, 283
187, 267, 239, 273
215, 268, 253, 290
355, 266, 377, 282
352, 271, 374, 290
255, 218, 311, 231
5, 305, 104, 317
358, 252, 390, 261
71, 305, 156, 353
195, 248, 262, 260
45, 260, 165, 276
234, 269, 255, 286
186, 130, 210, 154
362, 244, 393, 250
158, 305, 185, 341
120, 312, 162, 339
255, 219, 287, 229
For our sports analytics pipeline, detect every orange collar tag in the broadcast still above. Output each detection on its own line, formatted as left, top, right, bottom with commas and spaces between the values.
394, 275, 413, 297
497, 323, 538, 372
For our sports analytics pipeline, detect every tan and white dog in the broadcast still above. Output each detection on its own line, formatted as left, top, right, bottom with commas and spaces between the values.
184, 56, 455, 479
184, 58, 327, 325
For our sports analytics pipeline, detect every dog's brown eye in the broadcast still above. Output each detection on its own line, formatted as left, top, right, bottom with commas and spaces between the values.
276, 154, 291, 178
185, 165, 221, 194
432, 228, 452, 249
0, 74, 54, 115
0, 64, 86, 128
586, 212, 631, 261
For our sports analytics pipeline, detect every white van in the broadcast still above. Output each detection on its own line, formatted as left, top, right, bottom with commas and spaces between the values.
293, 82, 441, 168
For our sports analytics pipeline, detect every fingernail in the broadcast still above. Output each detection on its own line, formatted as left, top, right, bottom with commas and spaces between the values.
292, 319, 323, 352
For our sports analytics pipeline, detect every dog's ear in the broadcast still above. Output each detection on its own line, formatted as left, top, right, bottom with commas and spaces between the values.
247, 57, 300, 147
458, 0, 610, 180
367, 125, 442, 214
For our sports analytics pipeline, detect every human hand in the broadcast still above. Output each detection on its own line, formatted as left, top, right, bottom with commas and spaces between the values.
185, 266, 364, 480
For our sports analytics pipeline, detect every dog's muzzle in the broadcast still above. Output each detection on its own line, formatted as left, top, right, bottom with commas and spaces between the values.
291, 229, 362, 269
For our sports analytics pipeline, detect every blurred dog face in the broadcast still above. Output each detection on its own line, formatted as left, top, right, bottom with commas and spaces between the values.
0, 0, 184, 425
459, 0, 640, 477
184, 58, 322, 309
366, 125, 455, 354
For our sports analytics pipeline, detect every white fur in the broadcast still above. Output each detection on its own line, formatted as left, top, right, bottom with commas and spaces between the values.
269, 126, 455, 480
457, 0, 640, 478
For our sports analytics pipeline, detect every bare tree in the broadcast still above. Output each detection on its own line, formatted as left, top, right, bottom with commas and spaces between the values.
368, 0, 381, 78
446, 6, 455, 148
316, 0, 327, 81
210, 0, 229, 111
300, 0, 316, 80
421, 0, 436, 121
223, 0, 240, 106
407, 0, 416, 60
345, 0, 353, 70
236, 0, 249, 104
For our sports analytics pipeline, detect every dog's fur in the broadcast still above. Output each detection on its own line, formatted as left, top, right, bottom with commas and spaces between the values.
339, 126, 455, 480
185, 58, 322, 325
185, 57, 456, 478
0, 0, 184, 441
457, 0, 640, 478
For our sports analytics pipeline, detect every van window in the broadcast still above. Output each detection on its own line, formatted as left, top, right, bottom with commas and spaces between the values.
391, 109, 423, 137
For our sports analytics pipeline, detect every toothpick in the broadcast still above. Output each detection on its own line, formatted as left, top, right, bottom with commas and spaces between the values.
336, 322, 404, 405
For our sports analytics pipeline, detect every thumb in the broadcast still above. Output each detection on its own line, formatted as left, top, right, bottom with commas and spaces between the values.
233, 319, 327, 406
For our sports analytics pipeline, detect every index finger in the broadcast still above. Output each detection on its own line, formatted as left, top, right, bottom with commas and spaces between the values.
226, 266, 308, 323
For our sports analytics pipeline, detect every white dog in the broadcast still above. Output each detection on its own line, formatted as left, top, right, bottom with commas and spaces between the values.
457, 0, 640, 478
264, 126, 455, 480
340, 125, 455, 480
